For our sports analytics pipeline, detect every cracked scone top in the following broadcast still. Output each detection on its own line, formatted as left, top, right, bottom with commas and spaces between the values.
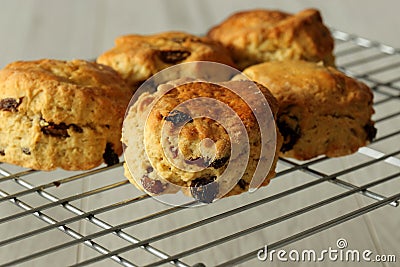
97, 31, 236, 87
0, 59, 132, 170
122, 79, 282, 203
207, 9, 335, 70
242, 60, 376, 160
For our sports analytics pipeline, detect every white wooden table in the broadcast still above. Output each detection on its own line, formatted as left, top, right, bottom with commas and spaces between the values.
0, 1, 399, 266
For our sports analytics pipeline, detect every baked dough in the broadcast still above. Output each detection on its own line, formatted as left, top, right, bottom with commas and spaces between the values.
0, 59, 132, 170
122, 78, 282, 203
97, 31, 236, 87
208, 9, 335, 70
242, 60, 376, 160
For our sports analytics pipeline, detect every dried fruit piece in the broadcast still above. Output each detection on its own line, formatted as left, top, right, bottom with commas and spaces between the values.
278, 116, 301, 153
70, 124, 84, 133
185, 157, 209, 167
364, 122, 377, 142
238, 179, 247, 190
102, 142, 119, 166
169, 146, 179, 158
0, 98, 23, 112
40, 121, 83, 138
190, 176, 219, 203
41, 122, 70, 138
209, 156, 229, 169
165, 110, 193, 127
0, 149, 5, 156
158, 50, 191, 64
22, 147, 31, 155
141, 176, 165, 194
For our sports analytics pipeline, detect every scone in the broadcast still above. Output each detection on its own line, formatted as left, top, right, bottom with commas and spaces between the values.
0, 59, 132, 170
97, 31, 236, 87
242, 60, 376, 160
122, 78, 282, 203
207, 9, 335, 70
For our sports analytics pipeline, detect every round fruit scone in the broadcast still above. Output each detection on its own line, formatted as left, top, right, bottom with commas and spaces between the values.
207, 9, 335, 70
97, 31, 236, 87
122, 78, 282, 203
0, 59, 132, 170
242, 60, 377, 160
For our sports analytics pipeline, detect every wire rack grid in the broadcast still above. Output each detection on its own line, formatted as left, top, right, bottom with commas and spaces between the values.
0, 29, 399, 267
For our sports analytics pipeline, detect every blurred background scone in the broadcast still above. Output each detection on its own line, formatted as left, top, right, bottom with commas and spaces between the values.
0, 59, 132, 170
123, 78, 282, 203
97, 31, 236, 88
207, 8, 335, 70
242, 60, 376, 160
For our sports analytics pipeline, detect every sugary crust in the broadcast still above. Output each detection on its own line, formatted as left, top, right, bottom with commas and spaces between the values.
207, 9, 335, 69
97, 31, 236, 87
0, 59, 132, 170
122, 79, 282, 200
243, 60, 376, 160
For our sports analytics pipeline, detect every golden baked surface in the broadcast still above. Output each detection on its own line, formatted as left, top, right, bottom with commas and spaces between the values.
122, 79, 282, 202
0, 59, 132, 170
207, 9, 335, 69
97, 31, 236, 87
243, 60, 376, 160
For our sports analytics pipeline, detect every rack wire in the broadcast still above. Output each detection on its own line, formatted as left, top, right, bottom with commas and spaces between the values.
0, 30, 399, 266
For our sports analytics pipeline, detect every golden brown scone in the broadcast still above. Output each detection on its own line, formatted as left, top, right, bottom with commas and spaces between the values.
122, 78, 282, 203
207, 9, 335, 70
0, 59, 132, 170
97, 31, 236, 87
242, 60, 376, 160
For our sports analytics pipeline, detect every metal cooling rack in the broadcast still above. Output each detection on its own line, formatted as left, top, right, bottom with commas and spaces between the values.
0, 30, 399, 267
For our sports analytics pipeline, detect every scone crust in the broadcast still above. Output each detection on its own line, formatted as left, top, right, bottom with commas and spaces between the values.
123, 79, 282, 200
97, 31, 236, 87
0, 59, 132, 170
243, 60, 375, 160
207, 9, 335, 69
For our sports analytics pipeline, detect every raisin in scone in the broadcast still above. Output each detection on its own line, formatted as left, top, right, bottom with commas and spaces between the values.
241, 60, 376, 160
207, 9, 335, 70
0, 59, 132, 170
122, 78, 282, 203
97, 31, 236, 87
